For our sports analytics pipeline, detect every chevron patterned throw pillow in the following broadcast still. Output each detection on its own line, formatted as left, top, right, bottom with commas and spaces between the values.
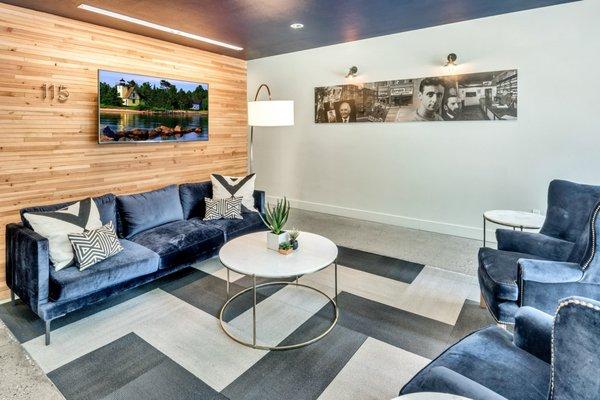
210, 173, 257, 212
23, 197, 103, 270
203, 197, 243, 221
68, 221, 123, 271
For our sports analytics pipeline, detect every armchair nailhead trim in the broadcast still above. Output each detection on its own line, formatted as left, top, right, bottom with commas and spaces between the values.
549, 298, 600, 399
581, 203, 600, 271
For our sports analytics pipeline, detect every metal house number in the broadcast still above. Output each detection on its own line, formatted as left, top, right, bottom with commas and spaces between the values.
41, 83, 69, 102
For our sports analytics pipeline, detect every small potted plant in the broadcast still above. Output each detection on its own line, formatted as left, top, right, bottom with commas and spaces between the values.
289, 229, 300, 250
259, 197, 290, 251
278, 241, 294, 255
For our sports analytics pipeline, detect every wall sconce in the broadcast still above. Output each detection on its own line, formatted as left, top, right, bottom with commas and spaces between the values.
444, 53, 458, 67
345, 66, 358, 78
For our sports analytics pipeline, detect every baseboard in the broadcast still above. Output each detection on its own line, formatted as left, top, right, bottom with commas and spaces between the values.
266, 195, 496, 243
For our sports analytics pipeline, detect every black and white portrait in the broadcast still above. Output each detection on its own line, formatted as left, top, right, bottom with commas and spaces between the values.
314, 70, 517, 123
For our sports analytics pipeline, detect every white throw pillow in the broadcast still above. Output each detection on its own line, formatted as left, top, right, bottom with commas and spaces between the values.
23, 198, 102, 270
211, 173, 257, 212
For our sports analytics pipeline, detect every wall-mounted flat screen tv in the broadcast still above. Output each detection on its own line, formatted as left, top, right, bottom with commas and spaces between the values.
98, 70, 208, 143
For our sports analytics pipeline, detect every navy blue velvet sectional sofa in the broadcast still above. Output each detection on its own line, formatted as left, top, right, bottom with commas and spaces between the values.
5, 181, 265, 345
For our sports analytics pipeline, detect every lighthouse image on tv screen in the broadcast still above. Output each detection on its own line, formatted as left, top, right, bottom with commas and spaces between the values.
98, 70, 209, 143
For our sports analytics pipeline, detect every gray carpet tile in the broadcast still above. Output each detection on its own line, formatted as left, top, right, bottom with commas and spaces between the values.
335, 292, 453, 359
222, 308, 366, 400
163, 270, 295, 322
449, 299, 497, 345
337, 246, 424, 283
48, 333, 220, 400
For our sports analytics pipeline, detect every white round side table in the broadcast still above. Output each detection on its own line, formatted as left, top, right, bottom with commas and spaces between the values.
218, 231, 338, 350
483, 210, 545, 247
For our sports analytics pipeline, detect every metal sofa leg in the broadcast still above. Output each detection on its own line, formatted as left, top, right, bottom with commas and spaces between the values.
45, 320, 51, 346
10, 290, 15, 306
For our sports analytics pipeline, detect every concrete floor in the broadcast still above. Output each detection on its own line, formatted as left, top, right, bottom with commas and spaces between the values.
287, 208, 482, 276
0, 208, 482, 399
0, 317, 64, 400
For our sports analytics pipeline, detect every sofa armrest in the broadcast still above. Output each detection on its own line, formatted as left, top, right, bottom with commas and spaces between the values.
253, 190, 265, 214
5, 223, 50, 315
496, 229, 573, 260
513, 306, 553, 363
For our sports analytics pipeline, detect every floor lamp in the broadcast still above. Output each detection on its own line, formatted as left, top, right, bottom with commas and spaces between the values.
247, 84, 294, 173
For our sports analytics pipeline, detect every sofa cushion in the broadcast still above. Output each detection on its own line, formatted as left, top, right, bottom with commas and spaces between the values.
48, 239, 159, 302
179, 181, 212, 219
192, 212, 264, 241
117, 185, 184, 239
129, 220, 224, 269
20, 193, 117, 230
401, 326, 550, 400
478, 247, 546, 301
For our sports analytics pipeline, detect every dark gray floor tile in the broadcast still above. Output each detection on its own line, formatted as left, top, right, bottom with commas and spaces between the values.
165, 271, 295, 322
449, 299, 497, 345
49, 333, 219, 400
336, 292, 453, 359
337, 246, 423, 283
100, 353, 220, 400
223, 307, 366, 400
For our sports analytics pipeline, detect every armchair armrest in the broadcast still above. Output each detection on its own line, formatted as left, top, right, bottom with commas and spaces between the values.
253, 190, 265, 214
5, 223, 50, 315
413, 366, 508, 400
518, 259, 592, 315
513, 306, 553, 363
519, 259, 583, 284
496, 229, 573, 260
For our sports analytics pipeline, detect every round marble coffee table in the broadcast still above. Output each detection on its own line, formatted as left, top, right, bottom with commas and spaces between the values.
218, 231, 338, 350
483, 209, 545, 247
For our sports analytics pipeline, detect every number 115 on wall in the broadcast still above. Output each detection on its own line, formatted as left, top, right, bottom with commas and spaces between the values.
41, 83, 69, 102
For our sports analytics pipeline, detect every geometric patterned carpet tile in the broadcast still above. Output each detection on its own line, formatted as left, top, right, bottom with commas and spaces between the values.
0, 245, 494, 400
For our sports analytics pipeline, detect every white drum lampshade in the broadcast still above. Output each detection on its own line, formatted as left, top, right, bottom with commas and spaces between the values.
248, 100, 294, 126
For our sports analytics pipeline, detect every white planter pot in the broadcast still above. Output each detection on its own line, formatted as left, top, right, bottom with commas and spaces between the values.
267, 231, 289, 251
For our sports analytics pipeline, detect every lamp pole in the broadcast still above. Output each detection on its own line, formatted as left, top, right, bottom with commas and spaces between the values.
249, 84, 272, 174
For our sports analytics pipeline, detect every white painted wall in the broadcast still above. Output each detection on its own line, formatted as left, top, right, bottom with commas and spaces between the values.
247, 1, 600, 240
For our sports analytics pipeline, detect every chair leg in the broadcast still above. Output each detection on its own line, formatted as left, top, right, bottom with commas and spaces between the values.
45, 320, 51, 346
479, 292, 486, 309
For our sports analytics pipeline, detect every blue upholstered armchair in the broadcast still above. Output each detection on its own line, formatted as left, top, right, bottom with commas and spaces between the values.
479, 180, 600, 323
518, 200, 600, 316
400, 296, 600, 399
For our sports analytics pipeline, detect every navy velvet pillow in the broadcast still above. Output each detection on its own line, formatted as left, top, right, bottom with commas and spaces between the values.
20, 194, 117, 230
179, 181, 212, 219
117, 185, 184, 239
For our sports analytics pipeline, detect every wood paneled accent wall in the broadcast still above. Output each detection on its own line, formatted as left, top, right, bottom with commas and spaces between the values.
0, 3, 248, 299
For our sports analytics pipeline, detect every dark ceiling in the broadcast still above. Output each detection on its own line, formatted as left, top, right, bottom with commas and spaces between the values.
3, 0, 578, 60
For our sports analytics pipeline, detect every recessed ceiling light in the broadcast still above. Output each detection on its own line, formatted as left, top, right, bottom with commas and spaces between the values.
77, 4, 243, 51
290, 23, 304, 30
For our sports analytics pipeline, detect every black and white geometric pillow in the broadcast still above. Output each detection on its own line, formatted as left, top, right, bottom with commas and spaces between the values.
68, 221, 123, 271
210, 173, 256, 212
23, 198, 103, 270
203, 197, 243, 221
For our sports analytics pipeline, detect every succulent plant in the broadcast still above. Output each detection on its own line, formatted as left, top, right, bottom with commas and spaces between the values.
279, 241, 293, 250
289, 229, 300, 242
259, 197, 290, 234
